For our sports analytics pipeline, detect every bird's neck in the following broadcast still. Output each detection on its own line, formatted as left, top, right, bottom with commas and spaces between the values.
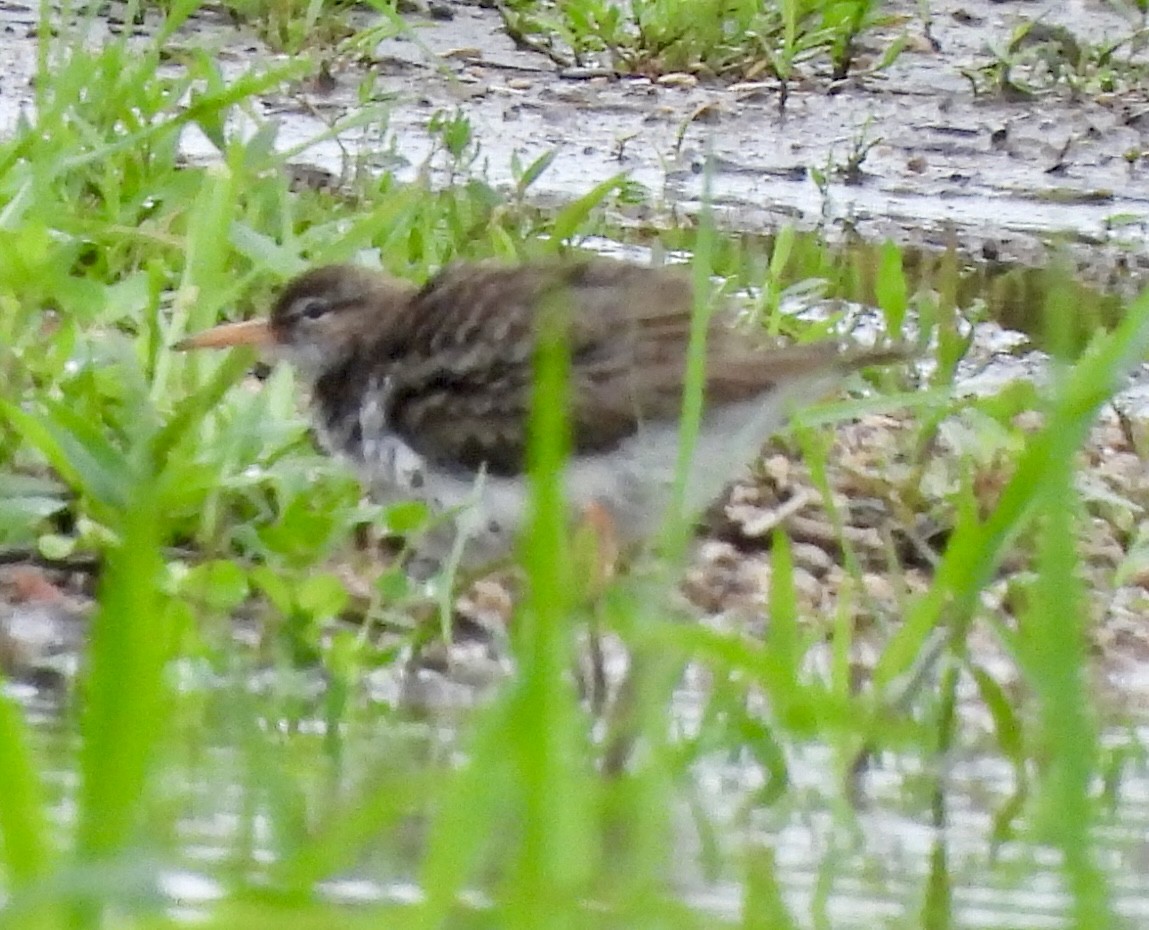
310, 348, 375, 455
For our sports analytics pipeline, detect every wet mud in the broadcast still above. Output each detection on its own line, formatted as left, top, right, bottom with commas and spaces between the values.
2, 0, 1147, 274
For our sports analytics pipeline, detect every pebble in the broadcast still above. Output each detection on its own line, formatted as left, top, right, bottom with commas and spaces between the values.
792, 542, 834, 577
862, 572, 896, 603
656, 72, 698, 88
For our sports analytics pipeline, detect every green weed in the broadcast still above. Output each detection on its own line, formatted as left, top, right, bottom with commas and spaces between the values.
498, 0, 906, 85
962, 19, 1149, 99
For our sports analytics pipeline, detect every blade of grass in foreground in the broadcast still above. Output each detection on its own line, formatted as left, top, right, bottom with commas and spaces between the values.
0, 682, 51, 888
414, 287, 595, 928
1018, 271, 1116, 928
505, 284, 595, 925
662, 163, 717, 561
73, 474, 173, 925
1025, 414, 1111, 927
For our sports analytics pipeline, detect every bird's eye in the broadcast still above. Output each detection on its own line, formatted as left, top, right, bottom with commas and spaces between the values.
296, 298, 328, 321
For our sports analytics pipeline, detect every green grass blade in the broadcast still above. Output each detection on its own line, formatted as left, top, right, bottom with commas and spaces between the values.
551, 173, 626, 243
0, 398, 134, 520
1024, 419, 1113, 926
662, 163, 716, 557
150, 351, 254, 471
74, 480, 171, 893
0, 684, 51, 887
506, 283, 594, 924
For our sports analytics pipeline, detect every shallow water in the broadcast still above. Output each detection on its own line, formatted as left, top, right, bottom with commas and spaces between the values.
9, 668, 1149, 927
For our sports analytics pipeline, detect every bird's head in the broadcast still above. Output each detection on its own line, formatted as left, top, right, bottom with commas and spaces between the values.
176, 264, 416, 381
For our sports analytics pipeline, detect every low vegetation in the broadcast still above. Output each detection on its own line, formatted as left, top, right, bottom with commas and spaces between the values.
497, 0, 907, 87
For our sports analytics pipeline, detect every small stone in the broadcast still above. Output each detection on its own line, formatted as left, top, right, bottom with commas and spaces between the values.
657, 72, 698, 88
792, 542, 834, 577
456, 577, 514, 633
762, 455, 791, 485
441, 46, 482, 60
1013, 410, 1044, 432
792, 568, 822, 603
861, 572, 896, 603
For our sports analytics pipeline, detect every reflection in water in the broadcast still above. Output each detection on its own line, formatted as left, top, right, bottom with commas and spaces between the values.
12, 681, 1149, 928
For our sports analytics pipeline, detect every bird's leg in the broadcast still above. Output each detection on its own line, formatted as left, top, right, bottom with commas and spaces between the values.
574, 499, 621, 594
570, 500, 623, 714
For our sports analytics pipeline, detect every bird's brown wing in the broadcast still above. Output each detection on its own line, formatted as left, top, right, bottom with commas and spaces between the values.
383, 258, 648, 475
384, 258, 891, 476
559, 261, 865, 426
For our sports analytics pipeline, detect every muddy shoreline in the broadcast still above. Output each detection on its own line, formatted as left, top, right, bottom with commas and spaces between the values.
2, 0, 1148, 279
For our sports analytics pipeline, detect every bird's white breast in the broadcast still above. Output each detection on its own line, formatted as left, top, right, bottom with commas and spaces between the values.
324, 373, 825, 567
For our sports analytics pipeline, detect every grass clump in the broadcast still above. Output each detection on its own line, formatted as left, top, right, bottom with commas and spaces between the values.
962, 18, 1149, 99
498, 0, 906, 86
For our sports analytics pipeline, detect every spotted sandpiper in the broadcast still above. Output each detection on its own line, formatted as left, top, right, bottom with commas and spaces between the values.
177, 257, 905, 569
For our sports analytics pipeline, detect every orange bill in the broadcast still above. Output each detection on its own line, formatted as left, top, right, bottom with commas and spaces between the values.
174, 318, 274, 351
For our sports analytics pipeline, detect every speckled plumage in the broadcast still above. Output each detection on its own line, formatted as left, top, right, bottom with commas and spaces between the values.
181, 257, 905, 567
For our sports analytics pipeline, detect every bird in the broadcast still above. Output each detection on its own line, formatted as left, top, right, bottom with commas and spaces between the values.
176, 257, 906, 572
